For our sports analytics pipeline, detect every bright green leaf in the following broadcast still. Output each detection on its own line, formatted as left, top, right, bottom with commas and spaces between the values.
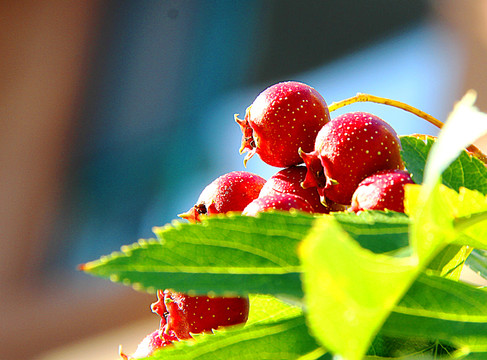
406, 185, 487, 251
408, 92, 487, 266
300, 216, 417, 360
408, 181, 455, 264
451, 349, 487, 359
426, 244, 472, 280
246, 294, 303, 326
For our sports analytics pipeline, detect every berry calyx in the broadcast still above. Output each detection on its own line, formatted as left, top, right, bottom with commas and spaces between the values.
151, 290, 249, 340
242, 193, 314, 216
235, 81, 330, 167
301, 111, 404, 205
179, 171, 266, 222
259, 166, 344, 213
350, 169, 415, 213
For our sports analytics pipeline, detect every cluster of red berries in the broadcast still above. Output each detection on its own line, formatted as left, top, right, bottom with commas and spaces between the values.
232, 81, 414, 215
124, 81, 416, 358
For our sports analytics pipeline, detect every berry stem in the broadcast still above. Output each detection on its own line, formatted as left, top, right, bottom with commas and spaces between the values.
329, 93, 444, 128
454, 210, 487, 232
329, 93, 487, 164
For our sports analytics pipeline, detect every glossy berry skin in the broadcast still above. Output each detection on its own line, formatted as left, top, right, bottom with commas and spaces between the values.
259, 166, 344, 213
235, 81, 330, 167
301, 112, 403, 205
151, 289, 249, 340
179, 171, 266, 222
120, 329, 172, 359
350, 169, 415, 213
242, 193, 314, 216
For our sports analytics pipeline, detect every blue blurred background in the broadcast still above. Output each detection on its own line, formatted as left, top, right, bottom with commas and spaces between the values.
2, 1, 487, 359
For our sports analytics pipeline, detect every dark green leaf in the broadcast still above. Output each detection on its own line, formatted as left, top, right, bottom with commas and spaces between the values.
400, 136, 487, 195
400, 135, 432, 185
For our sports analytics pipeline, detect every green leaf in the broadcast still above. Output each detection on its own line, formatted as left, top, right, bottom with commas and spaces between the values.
145, 314, 327, 360
406, 185, 487, 251
442, 152, 487, 195
81, 211, 315, 297
367, 337, 457, 359
382, 272, 487, 351
81, 210, 414, 298
423, 92, 487, 186
301, 93, 487, 360
466, 249, 487, 281
451, 349, 487, 359
407, 92, 487, 265
400, 135, 432, 185
300, 215, 417, 360
426, 244, 472, 280
83, 92, 487, 359
390, 93, 487, 360
333, 211, 410, 254
246, 294, 303, 326
400, 136, 487, 195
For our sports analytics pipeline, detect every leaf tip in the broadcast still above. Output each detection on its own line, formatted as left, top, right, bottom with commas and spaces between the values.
78, 261, 94, 272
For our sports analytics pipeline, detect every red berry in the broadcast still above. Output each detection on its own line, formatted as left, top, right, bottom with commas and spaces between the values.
242, 193, 314, 216
301, 112, 404, 205
235, 81, 331, 167
259, 166, 344, 213
350, 169, 415, 213
120, 329, 172, 359
179, 171, 266, 222
151, 290, 249, 340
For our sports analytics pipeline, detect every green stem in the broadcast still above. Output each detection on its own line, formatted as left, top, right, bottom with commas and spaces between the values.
454, 210, 487, 233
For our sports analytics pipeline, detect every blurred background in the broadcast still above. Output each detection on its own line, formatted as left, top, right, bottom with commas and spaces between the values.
1, 1, 487, 359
